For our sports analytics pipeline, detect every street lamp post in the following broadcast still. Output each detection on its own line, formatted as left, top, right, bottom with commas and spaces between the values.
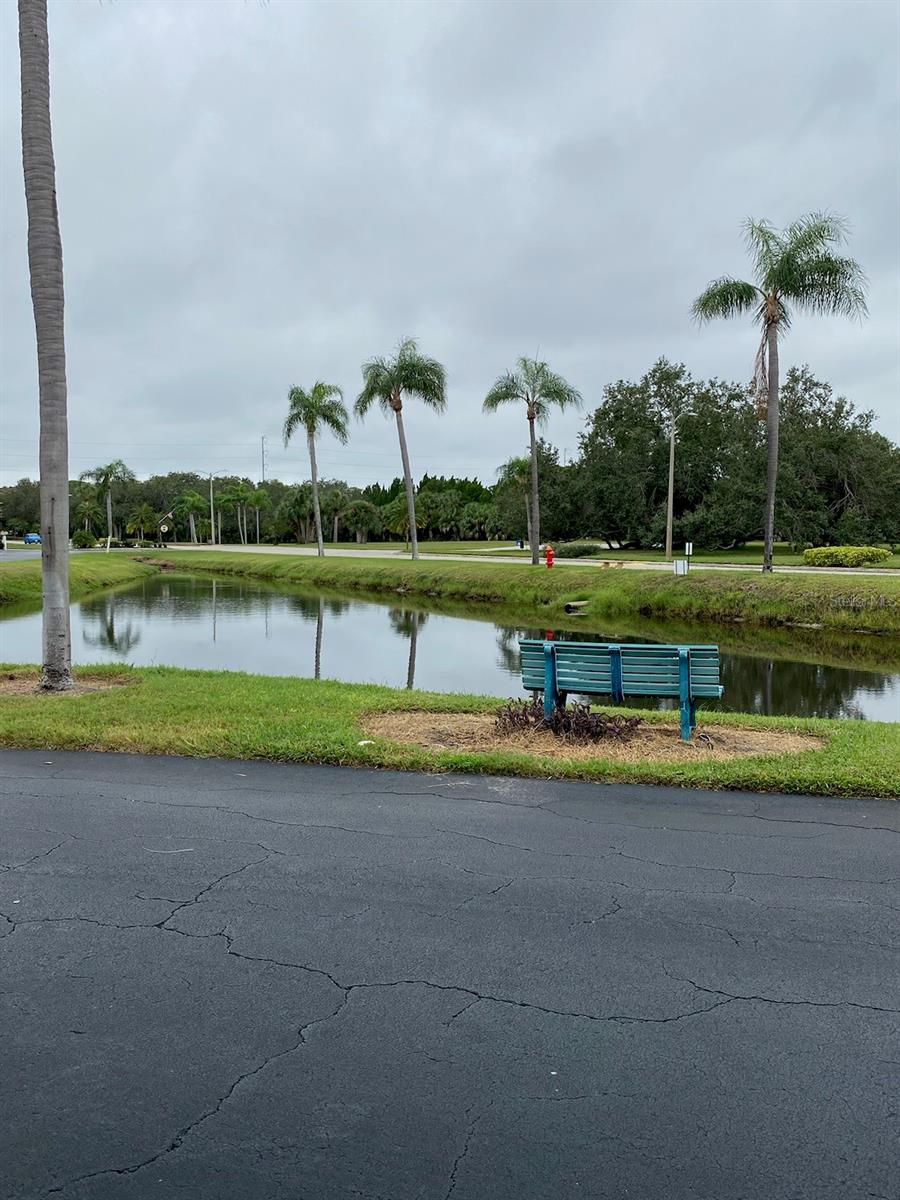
665, 414, 677, 562
209, 474, 216, 546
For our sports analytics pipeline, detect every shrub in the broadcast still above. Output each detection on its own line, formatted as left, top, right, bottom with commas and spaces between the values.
496, 698, 642, 742
554, 542, 605, 559
71, 530, 97, 549
803, 545, 891, 568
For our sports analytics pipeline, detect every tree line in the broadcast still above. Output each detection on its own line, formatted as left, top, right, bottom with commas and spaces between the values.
3, 361, 896, 551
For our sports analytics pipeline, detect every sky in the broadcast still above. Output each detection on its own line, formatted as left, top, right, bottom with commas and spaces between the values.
1, 0, 898, 490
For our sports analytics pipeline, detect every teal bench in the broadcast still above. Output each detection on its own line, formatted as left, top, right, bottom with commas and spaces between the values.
519, 639, 724, 740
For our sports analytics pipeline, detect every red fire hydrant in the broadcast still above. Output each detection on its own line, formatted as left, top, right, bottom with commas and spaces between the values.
545, 544, 555, 569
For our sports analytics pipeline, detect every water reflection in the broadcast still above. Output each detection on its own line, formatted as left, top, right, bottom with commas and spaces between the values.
82, 596, 141, 657
1, 573, 896, 721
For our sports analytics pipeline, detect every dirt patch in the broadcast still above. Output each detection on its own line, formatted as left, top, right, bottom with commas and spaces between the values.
364, 711, 826, 764
0, 671, 136, 697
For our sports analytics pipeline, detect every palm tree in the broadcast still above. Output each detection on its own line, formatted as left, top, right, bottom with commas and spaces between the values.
80, 459, 135, 551
381, 493, 424, 551
126, 502, 157, 542
19, 0, 72, 689
74, 493, 104, 534
483, 358, 582, 565
355, 338, 447, 561
496, 455, 534, 549
692, 214, 867, 571
175, 490, 208, 544
283, 382, 350, 557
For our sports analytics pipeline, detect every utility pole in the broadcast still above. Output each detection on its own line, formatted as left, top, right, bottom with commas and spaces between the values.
261, 435, 266, 482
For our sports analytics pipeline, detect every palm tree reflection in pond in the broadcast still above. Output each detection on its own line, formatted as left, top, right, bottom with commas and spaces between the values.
82, 596, 141, 657
389, 608, 429, 690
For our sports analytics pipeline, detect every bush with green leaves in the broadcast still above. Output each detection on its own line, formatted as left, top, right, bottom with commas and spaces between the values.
71, 530, 97, 549
554, 542, 605, 559
803, 545, 891, 568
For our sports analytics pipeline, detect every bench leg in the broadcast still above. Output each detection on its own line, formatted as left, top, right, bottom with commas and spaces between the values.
678, 648, 692, 740
543, 642, 558, 720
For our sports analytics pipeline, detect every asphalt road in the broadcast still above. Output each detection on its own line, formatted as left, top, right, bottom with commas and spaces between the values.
1, 752, 898, 1200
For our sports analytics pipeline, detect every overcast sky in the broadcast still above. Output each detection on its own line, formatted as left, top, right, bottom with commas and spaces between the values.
1, 0, 897, 489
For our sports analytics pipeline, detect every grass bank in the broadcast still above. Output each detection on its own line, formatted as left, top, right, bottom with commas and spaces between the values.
0, 664, 896, 797
0, 556, 158, 607
141, 551, 900, 633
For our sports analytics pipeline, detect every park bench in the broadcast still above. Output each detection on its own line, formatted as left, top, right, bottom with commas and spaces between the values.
518, 639, 724, 740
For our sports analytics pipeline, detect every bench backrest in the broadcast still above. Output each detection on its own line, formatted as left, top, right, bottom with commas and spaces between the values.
519, 639, 723, 699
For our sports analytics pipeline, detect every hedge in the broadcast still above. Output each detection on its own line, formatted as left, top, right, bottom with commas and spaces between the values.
803, 545, 892, 568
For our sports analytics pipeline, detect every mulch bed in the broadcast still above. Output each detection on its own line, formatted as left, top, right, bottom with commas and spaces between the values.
364, 711, 825, 764
0, 671, 135, 697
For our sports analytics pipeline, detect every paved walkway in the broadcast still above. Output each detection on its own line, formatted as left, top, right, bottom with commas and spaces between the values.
2, 751, 897, 1199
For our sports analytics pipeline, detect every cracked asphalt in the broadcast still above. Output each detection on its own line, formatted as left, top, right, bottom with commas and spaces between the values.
1, 750, 898, 1200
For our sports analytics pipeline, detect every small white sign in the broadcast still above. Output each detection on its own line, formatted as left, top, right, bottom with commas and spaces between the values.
159, 523, 169, 533
685, 541, 694, 556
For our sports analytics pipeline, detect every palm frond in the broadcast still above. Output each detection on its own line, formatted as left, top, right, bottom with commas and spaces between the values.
533, 364, 582, 414
318, 393, 350, 444
691, 277, 760, 323
394, 338, 447, 412
772, 252, 868, 320
357, 339, 447, 415
743, 218, 782, 278
483, 372, 525, 412
355, 357, 393, 418
782, 211, 850, 259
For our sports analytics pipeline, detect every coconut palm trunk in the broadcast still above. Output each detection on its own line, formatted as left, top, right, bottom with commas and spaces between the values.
105, 489, 113, 551
528, 415, 540, 565
19, 0, 72, 689
762, 324, 780, 573
393, 404, 419, 560
307, 429, 325, 557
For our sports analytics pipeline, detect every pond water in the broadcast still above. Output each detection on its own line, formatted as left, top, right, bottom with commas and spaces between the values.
1, 573, 898, 721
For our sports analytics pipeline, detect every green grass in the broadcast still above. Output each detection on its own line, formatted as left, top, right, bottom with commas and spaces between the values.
283, 539, 900, 568
0, 664, 896, 797
0, 556, 158, 607
137, 550, 900, 633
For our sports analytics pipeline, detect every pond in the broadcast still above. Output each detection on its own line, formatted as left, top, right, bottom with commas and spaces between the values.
1, 573, 898, 721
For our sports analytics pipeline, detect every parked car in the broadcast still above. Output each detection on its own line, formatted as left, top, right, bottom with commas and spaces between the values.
23, 533, 42, 544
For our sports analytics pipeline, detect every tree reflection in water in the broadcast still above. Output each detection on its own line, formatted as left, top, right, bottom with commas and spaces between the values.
389, 608, 429, 689
81, 596, 141, 657
10, 575, 891, 719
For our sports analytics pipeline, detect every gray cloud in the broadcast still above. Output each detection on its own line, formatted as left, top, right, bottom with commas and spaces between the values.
1, 0, 897, 489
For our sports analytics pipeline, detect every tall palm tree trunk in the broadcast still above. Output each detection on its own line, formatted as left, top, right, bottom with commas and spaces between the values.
528, 416, 540, 566
19, 0, 72, 689
307, 429, 325, 557
105, 490, 113, 551
523, 495, 532, 550
255, 508, 260, 544
394, 406, 419, 560
762, 324, 780, 573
